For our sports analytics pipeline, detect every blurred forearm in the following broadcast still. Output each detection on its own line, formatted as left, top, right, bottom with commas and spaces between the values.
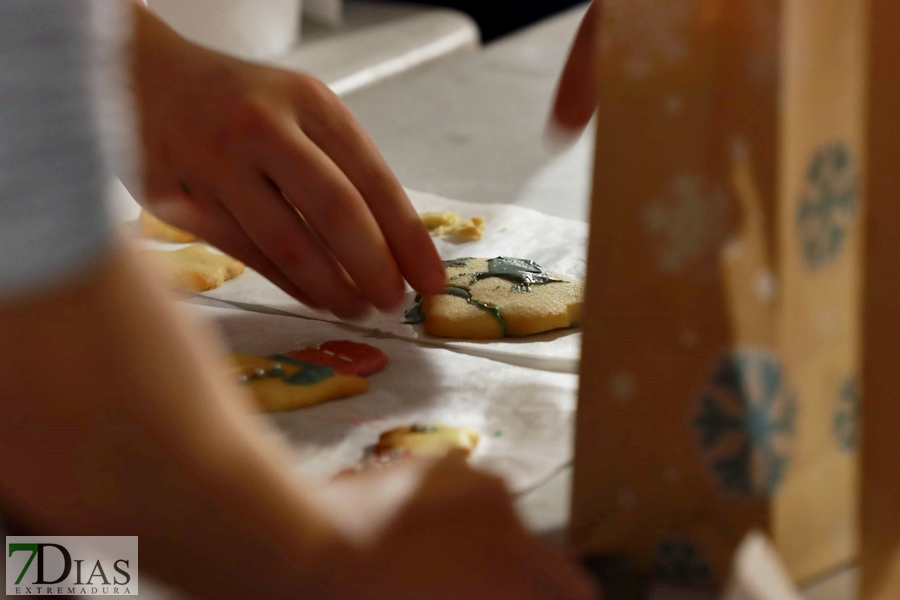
0, 244, 346, 598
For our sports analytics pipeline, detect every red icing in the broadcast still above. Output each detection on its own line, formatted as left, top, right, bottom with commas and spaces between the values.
334, 448, 413, 479
287, 348, 347, 370
286, 340, 388, 377
319, 340, 388, 376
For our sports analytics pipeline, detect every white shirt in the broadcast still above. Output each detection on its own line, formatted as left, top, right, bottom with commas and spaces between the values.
0, 0, 131, 297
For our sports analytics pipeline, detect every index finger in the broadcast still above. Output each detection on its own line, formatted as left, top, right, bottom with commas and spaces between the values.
293, 80, 447, 296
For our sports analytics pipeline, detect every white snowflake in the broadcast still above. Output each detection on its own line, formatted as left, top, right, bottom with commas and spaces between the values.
644, 174, 728, 274
600, 0, 692, 78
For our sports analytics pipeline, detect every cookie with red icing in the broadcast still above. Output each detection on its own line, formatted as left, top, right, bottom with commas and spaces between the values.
335, 423, 480, 479
229, 354, 367, 412
228, 341, 387, 413
286, 340, 388, 376
335, 448, 413, 478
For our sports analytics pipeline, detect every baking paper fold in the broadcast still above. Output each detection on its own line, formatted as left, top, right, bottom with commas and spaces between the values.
199, 190, 588, 373
185, 302, 578, 494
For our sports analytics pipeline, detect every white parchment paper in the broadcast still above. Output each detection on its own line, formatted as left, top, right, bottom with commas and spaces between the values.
186, 302, 577, 494
200, 190, 588, 372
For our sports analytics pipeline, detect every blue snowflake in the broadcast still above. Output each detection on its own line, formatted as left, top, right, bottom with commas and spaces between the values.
833, 374, 859, 452
694, 349, 797, 498
796, 141, 859, 269
651, 537, 712, 589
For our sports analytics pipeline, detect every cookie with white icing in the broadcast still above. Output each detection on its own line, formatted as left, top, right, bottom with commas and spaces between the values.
406, 257, 583, 339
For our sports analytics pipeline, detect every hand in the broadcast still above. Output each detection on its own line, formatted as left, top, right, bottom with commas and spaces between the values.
129, 4, 446, 319
315, 455, 598, 600
549, 2, 599, 139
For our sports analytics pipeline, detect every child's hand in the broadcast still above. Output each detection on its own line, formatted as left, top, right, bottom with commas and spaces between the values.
548, 2, 599, 141
130, 5, 446, 319
317, 454, 598, 600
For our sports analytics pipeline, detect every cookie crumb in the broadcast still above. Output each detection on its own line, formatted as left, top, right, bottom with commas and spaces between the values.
420, 211, 486, 241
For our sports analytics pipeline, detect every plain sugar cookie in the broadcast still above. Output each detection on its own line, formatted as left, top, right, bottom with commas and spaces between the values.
420, 211, 486, 242
143, 245, 244, 292
406, 257, 583, 339
375, 423, 480, 457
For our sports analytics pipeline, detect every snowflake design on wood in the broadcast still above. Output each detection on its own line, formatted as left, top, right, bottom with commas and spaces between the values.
651, 538, 712, 589
796, 141, 859, 269
600, 0, 691, 78
644, 174, 729, 274
833, 374, 859, 452
694, 348, 797, 498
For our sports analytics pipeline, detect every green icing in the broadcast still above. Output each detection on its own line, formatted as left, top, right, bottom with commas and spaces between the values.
475, 257, 563, 291
403, 294, 426, 324
445, 286, 506, 335
257, 354, 335, 386
410, 423, 440, 433
443, 286, 472, 299
267, 354, 314, 367
443, 257, 472, 268
282, 365, 335, 386
403, 257, 564, 336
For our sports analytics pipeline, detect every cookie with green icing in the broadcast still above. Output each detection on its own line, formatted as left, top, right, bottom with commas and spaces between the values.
406, 257, 583, 339
228, 353, 369, 412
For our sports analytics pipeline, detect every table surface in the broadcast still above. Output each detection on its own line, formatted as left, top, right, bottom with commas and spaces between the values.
278, 1, 480, 96
341, 4, 856, 599
343, 2, 595, 222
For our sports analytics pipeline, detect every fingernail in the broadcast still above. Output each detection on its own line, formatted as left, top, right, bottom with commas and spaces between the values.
543, 118, 582, 156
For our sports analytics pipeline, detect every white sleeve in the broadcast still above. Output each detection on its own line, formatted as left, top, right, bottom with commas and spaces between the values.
0, 0, 132, 297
